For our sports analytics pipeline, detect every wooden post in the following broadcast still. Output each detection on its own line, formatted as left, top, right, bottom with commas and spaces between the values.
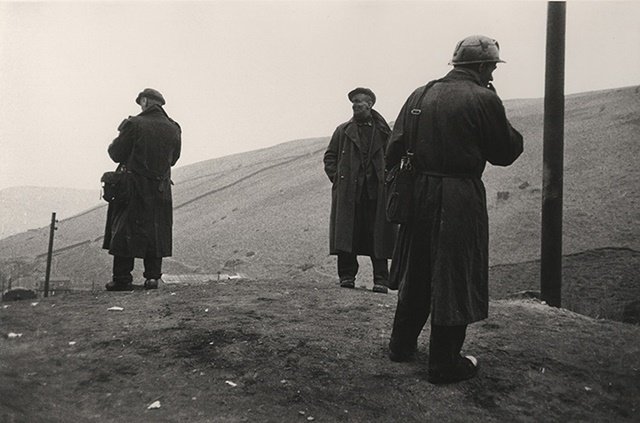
541, 1, 566, 307
44, 212, 57, 297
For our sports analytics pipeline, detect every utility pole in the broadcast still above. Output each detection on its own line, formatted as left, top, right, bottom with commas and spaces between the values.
44, 212, 57, 297
541, 1, 566, 307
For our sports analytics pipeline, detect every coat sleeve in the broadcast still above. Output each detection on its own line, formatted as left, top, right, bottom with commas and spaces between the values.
478, 93, 524, 166
171, 125, 182, 166
108, 118, 135, 164
323, 127, 341, 183
385, 97, 410, 170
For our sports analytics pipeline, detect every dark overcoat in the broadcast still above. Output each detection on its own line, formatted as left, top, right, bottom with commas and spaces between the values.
102, 105, 181, 258
386, 68, 523, 325
324, 110, 396, 259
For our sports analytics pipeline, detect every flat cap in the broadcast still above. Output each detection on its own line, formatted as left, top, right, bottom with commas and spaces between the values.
135, 88, 166, 105
348, 87, 376, 105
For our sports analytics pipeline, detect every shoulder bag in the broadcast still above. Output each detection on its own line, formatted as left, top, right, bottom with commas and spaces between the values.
385, 81, 436, 224
101, 163, 131, 204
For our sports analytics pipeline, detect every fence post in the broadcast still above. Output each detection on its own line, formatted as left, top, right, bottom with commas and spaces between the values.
44, 212, 57, 297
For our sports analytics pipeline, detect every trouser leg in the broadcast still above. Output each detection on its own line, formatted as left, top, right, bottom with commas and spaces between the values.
112, 256, 134, 284
389, 270, 430, 354
371, 257, 389, 285
143, 257, 163, 280
428, 324, 468, 372
337, 252, 358, 281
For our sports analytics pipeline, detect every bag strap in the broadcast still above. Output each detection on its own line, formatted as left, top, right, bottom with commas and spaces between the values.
404, 79, 441, 166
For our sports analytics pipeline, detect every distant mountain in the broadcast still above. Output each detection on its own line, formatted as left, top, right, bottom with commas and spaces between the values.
0, 186, 101, 240
0, 86, 638, 294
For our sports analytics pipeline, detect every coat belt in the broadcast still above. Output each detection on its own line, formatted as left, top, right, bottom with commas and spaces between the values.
416, 170, 480, 179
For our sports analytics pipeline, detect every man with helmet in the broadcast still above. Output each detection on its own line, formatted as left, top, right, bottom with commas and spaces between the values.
385, 35, 523, 383
324, 87, 396, 294
103, 88, 182, 291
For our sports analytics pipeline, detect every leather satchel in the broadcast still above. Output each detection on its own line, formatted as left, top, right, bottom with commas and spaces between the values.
101, 164, 131, 204
385, 155, 415, 224
385, 81, 436, 224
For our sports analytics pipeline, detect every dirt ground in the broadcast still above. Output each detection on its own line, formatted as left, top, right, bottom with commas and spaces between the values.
1, 271, 639, 423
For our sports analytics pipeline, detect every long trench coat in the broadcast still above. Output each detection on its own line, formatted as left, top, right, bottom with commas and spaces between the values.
102, 105, 181, 258
324, 110, 396, 259
386, 68, 523, 325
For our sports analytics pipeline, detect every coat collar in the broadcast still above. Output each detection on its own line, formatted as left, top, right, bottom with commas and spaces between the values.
344, 109, 390, 154
442, 67, 485, 87
138, 104, 168, 118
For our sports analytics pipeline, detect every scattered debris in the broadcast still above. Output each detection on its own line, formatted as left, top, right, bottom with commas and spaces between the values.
497, 191, 510, 201
107, 306, 124, 311
299, 263, 314, 272
225, 380, 237, 387
147, 400, 161, 410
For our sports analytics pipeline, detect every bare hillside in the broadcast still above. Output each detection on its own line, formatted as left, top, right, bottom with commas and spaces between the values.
0, 86, 638, 298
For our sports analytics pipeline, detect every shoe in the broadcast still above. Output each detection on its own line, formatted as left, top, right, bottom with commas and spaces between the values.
428, 355, 478, 384
144, 279, 159, 289
372, 284, 388, 294
340, 279, 355, 288
105, 281, 133, 291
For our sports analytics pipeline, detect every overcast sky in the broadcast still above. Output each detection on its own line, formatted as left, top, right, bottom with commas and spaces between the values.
1, 0, 638, 191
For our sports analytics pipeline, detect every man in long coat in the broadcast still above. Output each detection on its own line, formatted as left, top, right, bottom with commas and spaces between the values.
324, 87, 396, 294
385, 36, 523, 383
103, 88, 181, 291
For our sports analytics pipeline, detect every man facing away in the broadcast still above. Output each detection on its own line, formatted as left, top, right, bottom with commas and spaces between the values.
385, 35, 523, 383
324, 87, 397, 294
103, 88, 182, 291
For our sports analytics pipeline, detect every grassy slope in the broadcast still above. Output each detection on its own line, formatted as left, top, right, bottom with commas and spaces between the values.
1, 87, 638, 279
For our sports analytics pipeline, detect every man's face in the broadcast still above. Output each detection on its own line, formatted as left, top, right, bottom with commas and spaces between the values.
140, 97, 149, 111
478, 62, 498, 87
351, 94, 373, 119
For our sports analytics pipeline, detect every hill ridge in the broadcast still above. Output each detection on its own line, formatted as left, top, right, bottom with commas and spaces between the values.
0, 86, 638, 324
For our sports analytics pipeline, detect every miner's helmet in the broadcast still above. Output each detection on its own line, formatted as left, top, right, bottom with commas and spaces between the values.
449, 35, 506, 65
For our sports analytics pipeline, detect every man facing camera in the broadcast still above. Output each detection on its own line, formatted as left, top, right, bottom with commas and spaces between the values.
324, 87, 396, 294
